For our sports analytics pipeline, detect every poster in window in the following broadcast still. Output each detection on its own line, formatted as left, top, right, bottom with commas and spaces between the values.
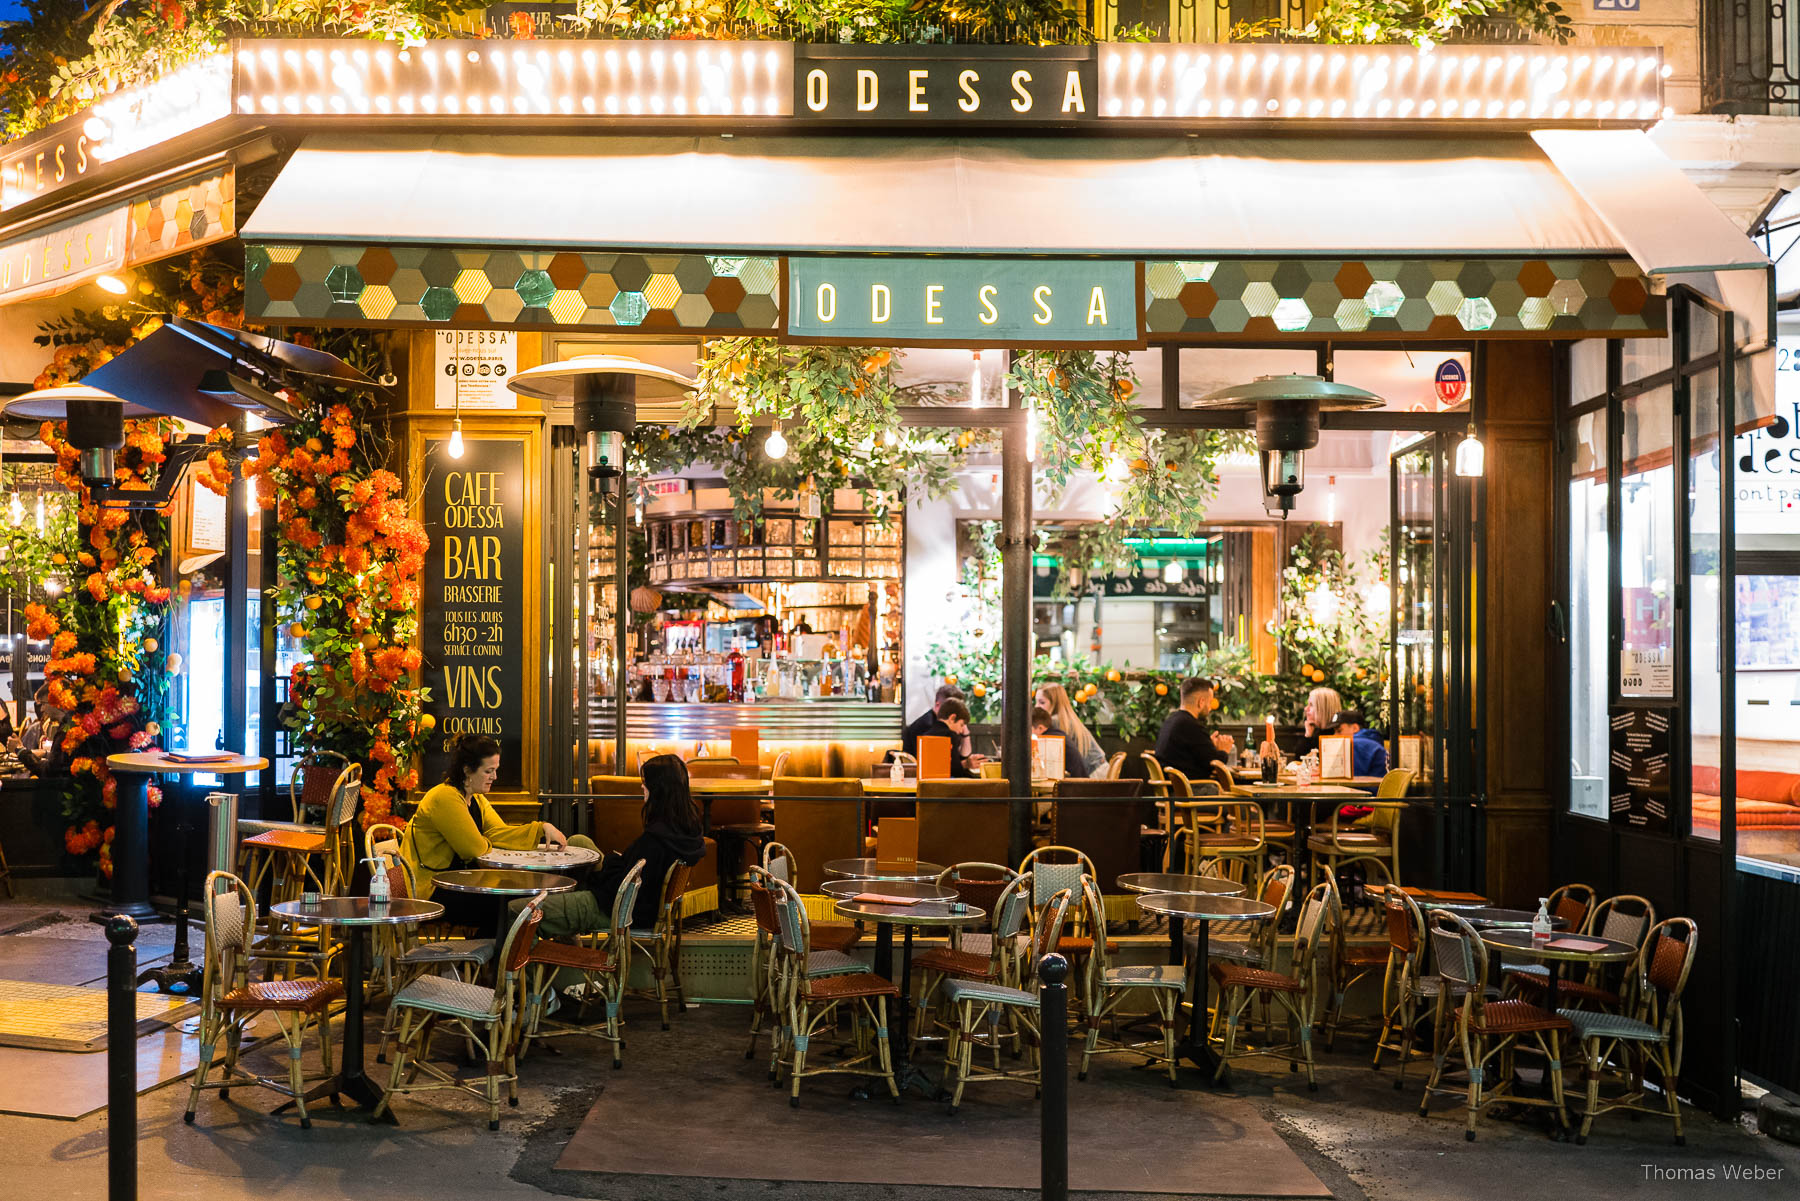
422, 437, 525, 791
1608, 706, 1671, 833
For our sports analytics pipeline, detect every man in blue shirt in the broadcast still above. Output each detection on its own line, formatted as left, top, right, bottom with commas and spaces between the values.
1330, 710, 1389, 778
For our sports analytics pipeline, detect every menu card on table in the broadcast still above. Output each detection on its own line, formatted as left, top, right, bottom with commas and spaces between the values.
1546, 936, 1610, 953
875, 816, 918, 865
853, 893, 923, 906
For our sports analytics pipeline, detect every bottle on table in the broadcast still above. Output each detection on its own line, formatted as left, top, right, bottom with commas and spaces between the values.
1531, 897, 1553, 944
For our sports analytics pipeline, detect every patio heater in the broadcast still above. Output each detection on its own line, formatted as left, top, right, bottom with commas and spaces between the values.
1186, 375, 1385, 516
508, 356, 695, 802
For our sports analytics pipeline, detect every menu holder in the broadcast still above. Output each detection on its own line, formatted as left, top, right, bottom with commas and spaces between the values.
1033, 734, 1065, 780
875, 816, 918, 865
917, 735, 952, 780
1318, 735, 1352, 780
1546, 936, 1610, 953
853, 892, 924, 906
729, 727, 760, 767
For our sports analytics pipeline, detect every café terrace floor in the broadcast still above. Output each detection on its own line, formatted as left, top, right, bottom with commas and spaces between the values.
0, 892, 1794, 1201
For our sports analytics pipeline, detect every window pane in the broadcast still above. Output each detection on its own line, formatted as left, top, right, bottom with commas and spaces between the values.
1568, 409, 1609, 819
1334, 350, 1473, 412
1570, 339, 1607, 407
1177, 347, 1315, 406
1621, 335, 1672, 385
1688, 369, 1723, 842
1619, 388, 1676, 699
1733, 576, 1800, 868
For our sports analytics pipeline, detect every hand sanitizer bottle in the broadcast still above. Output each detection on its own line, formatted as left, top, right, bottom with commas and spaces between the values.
1531, 897, 1552, 944
366, 858, 390, 907
890, 756, 904, 785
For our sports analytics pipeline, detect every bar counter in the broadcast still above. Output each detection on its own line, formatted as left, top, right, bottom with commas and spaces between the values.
602, 700, 904, 742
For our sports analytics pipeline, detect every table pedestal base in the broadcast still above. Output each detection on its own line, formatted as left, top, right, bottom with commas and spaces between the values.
273, 927, 400, 1123
1172, 918, 1227, 1087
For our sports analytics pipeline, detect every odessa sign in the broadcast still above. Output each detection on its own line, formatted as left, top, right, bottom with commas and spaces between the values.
793, 46, 1095, 122
785, 257, 1141, 346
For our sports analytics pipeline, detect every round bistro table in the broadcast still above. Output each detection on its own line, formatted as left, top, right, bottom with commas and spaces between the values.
105, 752, 267, 920
823, 858, 946, 883
1133, 892, 1277, 1082
833, 890, 985, 1097
432, 870, 577, 896
1478, 928, 1637, 1015
475, 847, 600, 872
1117, 872, 1246, 967
268, 896, 442, 1119
1401, 888, 1492, 911
1461, 907, 1570, 932
818, 879, 956, 902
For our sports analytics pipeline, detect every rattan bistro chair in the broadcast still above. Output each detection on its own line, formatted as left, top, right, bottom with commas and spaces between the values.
1204, 864, 1295, 971
1078, 874, 1185, 1086
240, 761, 360, 908
628, 860, 694, 1030
379, 893, 546, 1130
523, 863, 643, 1069
1210, 881, 1336, 1090
940, 886, 1073, 1115
771, 876, 898, 1108
761, 840, 860, 952
184, 872, 342, 1129
1417, 910, 1571, 1141
1565, 917, 1698, 1146
1307, 768, 1412, 894
913, 866, 1027, 1039
747, 867, 872, 1078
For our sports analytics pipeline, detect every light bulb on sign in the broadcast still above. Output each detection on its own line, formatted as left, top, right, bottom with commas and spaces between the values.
764, 424, 788, 460
448, 417, 465, 459
1162, 560, 1185, 585
96, 274, 129, 295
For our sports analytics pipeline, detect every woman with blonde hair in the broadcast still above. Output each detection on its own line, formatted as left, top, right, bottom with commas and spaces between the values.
1034, 683, 1108, 777
1298, 685, 1344, 754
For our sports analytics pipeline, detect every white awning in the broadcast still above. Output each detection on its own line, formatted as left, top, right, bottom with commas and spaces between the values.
244, 132, 1631, 259
1534, 128, 1772, 347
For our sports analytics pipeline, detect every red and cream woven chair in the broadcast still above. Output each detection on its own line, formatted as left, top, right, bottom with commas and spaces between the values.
522, 862, 642, 1068
762, 841, 861, 952
1210, 880, 1336, 1090
184, 872, 342, 1129
770, 876, 898, 1108
1565, 917, 1698, 1146
940, 886, 1073, 1115
1417, 909, 1571, 1141
377, 893, 546, 1130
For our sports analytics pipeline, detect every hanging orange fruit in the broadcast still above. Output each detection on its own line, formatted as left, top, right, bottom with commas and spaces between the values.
1154, 682, 1169, 696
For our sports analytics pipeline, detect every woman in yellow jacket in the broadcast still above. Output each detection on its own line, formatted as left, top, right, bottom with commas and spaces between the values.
402, 733, 585, 927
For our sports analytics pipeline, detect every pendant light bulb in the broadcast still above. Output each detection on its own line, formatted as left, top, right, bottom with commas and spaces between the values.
7, 494, 22, 526
448, 417, 465, 459
1162, 559, 1185, 585
34, 493, 45, 533
1454, 425, 1485, 478
764, 424, 788, 460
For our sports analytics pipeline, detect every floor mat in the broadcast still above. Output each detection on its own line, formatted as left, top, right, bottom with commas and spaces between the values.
0, 978, 198, 1051
555, 1038, 1329, 1195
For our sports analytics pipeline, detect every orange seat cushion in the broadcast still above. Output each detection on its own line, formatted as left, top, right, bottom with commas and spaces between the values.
809, 922, 861, 953
527, 941, 616, 972
240, 830, 327, 854
913, 947, 994, 980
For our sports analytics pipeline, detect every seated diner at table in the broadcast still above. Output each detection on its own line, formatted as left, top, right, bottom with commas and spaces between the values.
401, 733, 581, 927
901, 683, 966, 758
513, 753, 707, 941
917, 697, 984, 778
1035, 683, 1108, 776
1030, 705, 1091, 778
1153, 676, 1235, 781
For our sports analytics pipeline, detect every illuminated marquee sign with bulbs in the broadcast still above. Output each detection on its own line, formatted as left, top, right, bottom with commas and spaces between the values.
0, 38, 1666, 214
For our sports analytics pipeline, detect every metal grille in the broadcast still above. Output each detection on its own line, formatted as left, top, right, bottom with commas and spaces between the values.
1703, 0, 1800, 113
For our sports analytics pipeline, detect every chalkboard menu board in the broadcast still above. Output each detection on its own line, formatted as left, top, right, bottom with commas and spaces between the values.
1609, 705, 1671, 833
422, 438, 525, 791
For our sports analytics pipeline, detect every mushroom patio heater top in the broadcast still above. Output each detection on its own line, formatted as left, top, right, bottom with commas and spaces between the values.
1188, 374, 1385, 514
507, 354, 694, 477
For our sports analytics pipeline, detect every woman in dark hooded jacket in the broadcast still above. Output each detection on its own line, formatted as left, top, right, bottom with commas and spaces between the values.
523, 754, 707, 940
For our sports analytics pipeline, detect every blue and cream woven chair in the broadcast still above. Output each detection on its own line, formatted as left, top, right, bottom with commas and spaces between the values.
912, 862, 1023, 1038
376, 892, 546, 1130
1210, 880, 1335, 1090
747, 865, 871, 1077
941, 886, 1073, 1115
630, 860, 694, 1030
1565, 917, 1697, 1146
521, 862, 643, 1068
184, 872, 342, 1129
1018, 846, 1104, 1017
1077, 874, 1185, 1086
771, 876, 897, 1108
364, 846, 497, 1064
1417, 909, 1570, 1141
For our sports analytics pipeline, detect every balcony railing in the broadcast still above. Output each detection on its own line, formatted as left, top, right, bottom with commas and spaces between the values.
1703, 0, 1800, 112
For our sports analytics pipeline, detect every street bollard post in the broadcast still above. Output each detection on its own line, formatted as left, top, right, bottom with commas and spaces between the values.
1038, 952, 1069, 1201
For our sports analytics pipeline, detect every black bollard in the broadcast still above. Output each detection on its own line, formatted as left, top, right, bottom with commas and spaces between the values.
1038, 953, 1069, 1201
101, 914, 139, 1201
